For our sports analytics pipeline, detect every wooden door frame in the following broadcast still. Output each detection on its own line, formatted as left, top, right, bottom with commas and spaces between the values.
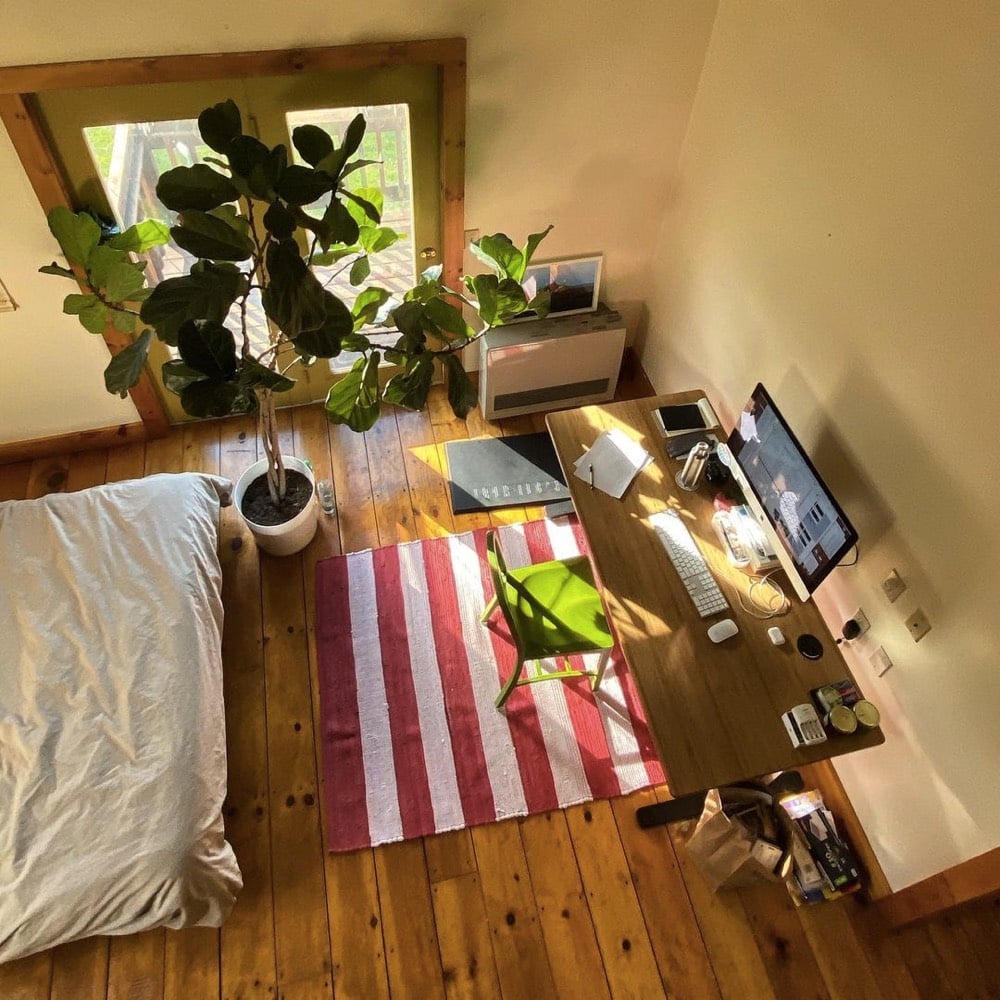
0, 38, 467, 437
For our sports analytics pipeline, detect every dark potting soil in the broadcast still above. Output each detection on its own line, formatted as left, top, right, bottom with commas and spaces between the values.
240, 468, 314, 527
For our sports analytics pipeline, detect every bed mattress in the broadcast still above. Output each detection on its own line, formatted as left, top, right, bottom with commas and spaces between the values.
0, 472, 242, 963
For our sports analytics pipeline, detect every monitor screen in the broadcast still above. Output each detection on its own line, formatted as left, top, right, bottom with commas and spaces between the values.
726, 384, 858, 597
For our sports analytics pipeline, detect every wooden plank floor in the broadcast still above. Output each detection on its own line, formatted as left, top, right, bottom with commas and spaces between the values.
1, 365, 998, 1000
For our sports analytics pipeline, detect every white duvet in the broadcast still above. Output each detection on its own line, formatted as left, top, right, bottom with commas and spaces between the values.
0, 473, 242, 963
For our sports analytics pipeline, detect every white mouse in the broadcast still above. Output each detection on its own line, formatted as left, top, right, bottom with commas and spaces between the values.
707, 618, 739, 643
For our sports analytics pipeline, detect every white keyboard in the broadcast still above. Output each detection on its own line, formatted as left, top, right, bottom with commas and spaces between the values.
650, 510, 729, 618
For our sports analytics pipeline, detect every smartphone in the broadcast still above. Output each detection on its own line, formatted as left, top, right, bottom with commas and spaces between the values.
652, 398, 719, 437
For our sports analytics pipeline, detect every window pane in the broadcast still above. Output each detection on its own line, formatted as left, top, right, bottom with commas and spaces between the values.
286, 104, 416, 372
82, 120, 264, 350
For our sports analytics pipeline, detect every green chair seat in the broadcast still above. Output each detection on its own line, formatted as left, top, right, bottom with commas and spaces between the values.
481, 529, 616, 709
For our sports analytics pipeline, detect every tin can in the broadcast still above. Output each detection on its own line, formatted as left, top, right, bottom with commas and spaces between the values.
826, 704, 858, 735
853, 700, 880, 729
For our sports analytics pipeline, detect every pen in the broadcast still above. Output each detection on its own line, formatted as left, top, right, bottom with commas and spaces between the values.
589, 464, 594, 491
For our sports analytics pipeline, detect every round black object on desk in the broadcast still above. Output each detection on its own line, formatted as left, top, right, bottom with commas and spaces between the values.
797, 633, 824, 660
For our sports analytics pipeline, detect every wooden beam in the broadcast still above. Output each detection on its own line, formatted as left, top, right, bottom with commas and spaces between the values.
878, 846, 1000, 928
0, 421, 161, 466
0, 38, 467, 95
440, 51, 467, 294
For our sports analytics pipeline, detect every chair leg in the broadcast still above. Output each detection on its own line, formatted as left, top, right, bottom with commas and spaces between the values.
495, 657, 525, 710
480, 594, 498, 623
591, 647, 612, 691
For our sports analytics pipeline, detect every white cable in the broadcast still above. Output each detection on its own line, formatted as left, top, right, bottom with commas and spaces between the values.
737, 569, 790, 618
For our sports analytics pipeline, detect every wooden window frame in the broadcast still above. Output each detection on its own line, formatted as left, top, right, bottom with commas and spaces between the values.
0, 38, 467, 436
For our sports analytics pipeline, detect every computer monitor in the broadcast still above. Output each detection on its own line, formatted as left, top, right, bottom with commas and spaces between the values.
719, 383, 858, 602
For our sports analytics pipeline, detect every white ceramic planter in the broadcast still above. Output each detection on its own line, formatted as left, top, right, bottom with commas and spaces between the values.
233, 455, 318, 556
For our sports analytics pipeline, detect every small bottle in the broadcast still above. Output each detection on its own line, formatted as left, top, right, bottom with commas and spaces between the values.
676, 442, 710, 491
316, 478, 336, 515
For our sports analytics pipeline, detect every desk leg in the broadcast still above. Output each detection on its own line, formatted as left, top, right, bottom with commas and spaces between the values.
636, 771, 805, 828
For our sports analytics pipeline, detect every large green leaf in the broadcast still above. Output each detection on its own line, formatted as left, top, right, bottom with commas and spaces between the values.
39, 262, 76, 279
522, 225, 554, 269
227, 135, 281, 200
349, 255, 370, 286
111, 308, 139, 334
444, 354, 477, 418
180, 379, 245, 419
162, 358, 208, 394
263, 202, 297, 240
275, 164, 335, 206
404, 267, 446, 304
314, 113, 366, 183
261, 239, 327, 337
171, 210, 254, 261
105, 219, 171, 254
359, 225, 400, 255
383, 355, 434, 410
470, 234, 523, 280
320, 197, 360, 248
87, 245, 147, 301
464, 274, 499, 326
351, 286, 391, 330
207, 204, 250, 236
238, 355, 296, 392
324, 352, 382, 432
156, 164, 239, 212
63, 292, 109, 334
341, 188, 382, 225
104, 328, 152, 397
176, 319, 238, 381
140, 262, 248, 345
424, 296, 475, 340
339, 158, 381, 181
198, 99, 243, 154
293, 292, 353, 357
341, 332, 373, 352
292, 124, 334, 167
525, 287, 552, 320
390, 300, 427, 341
493, 277, 529, 324
47, 206, 100, 267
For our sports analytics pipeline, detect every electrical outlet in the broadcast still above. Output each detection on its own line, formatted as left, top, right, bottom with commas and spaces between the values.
882, 568, 906, 603
464, 228, 481, 247
852, 608, 871, 636
905, 608, 932, 642
871, 646, 893, 676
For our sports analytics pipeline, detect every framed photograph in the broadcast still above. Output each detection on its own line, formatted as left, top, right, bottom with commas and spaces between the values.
512, 253, 603, 322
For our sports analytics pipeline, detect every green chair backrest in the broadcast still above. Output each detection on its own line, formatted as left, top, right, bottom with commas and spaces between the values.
484, 530, 528, 657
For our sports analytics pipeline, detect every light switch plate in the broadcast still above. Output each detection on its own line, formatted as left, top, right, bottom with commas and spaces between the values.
871, 646, 893, 676
882, 569, 906, 603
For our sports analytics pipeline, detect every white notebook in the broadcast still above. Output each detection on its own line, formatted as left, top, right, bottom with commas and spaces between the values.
574, 428, 652, 499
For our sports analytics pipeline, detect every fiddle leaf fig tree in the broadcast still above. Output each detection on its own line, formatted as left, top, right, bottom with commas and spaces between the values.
41, 99, 552, 509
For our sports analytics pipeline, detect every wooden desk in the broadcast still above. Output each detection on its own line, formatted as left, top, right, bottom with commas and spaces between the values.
546, 391, 884, 797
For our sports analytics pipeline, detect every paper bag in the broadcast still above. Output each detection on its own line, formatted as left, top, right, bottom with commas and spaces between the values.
685, 786, 794, 892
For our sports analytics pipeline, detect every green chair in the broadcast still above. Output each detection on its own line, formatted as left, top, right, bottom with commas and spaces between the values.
480, 529, 616, 709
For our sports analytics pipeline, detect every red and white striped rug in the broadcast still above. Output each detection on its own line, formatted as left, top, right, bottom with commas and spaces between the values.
315, 517, 665, 852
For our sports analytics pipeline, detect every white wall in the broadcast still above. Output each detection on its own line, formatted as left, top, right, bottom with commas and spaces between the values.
644, 1, 1000, 890
0, 0, 718, 445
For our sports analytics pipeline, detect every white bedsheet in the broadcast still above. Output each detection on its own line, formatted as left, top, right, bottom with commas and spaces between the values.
0, 472, 242, 963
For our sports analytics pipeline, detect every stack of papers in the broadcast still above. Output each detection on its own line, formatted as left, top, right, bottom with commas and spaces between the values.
574, 428, 652, 498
